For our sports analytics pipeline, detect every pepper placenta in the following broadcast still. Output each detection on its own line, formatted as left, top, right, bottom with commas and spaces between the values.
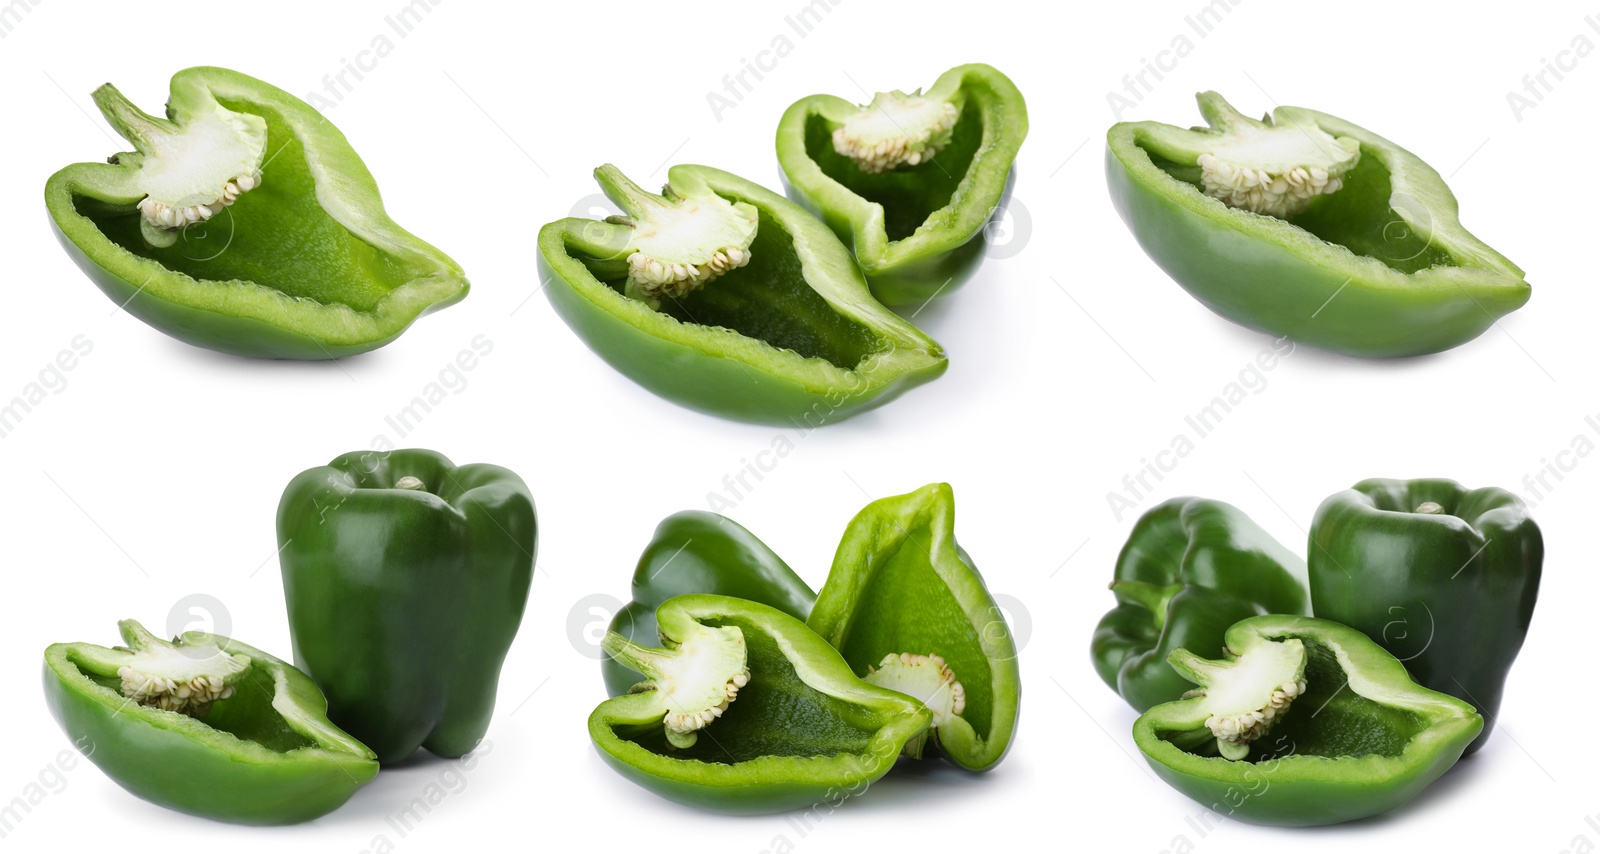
1106, 92, 1529, 357
807, 483, 1019, 771
1309, 478, 1542, 754
43, 619, 377, 824
777, 64, 1028, 305
45, 67, 467, 359
602, 510, 817, 696
1092, 498, 1309, 712
278, 449, 536, 763
591, 594, 931, 814
1133, 615, 1481, 826
538, 164, 946, 424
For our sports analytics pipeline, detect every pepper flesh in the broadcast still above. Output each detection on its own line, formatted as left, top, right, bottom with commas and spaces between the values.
1134, 615, 1481, 826
1106, 91, 1529, 357
1309, 478, 1542, 755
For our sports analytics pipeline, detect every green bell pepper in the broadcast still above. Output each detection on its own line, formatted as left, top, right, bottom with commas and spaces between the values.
592, 594, 930, 814
1309, 478, 1542, 755
1134, 615, 1481, 826
45, 66, 467, 359
602, 510, 817, 696
277, 449, 536, 764
776, 63, 1028, 305
1106, 91, 1529, 357
807, 483, 1019, 771
537, 164, 946, 425
43, 619, 377, 825
1091, 498, 1309, 712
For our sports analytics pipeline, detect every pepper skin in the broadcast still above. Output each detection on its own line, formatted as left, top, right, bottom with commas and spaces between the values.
1134, 615, 1481, 826
278, 449, 536, 764
602, 510, 817, 697
43, 620, 377, 825
1106, 92, 1529, 357
777, 64, 1028, 305
1091, 498, 1309, 712
591, 594, 930, 814
45, 67, 467, 359
538, 164, 946, 425
1309, 478, 1541, 754
807, 483, 1020, 771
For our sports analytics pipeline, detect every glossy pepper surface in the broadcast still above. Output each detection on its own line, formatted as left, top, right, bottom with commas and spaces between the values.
1106, 92, 1528, 357
777, 64, 1027, 305
807, 483, 1019, 771
1134, 615, 1481, 826
1092, 498, 1308, 712
538, 164, 945, 424
45, 67, 467, 359
278, 449, 536, 763
1309, 478, 1541, 754
43, 620, 377, 825
602, 510, 817, 696
591, 594, 931, 814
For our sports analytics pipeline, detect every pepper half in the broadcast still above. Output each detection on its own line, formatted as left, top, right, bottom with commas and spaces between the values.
603, 510, 817, 696
278, 449, 536, 763
776, 64, 1028, 305
43, 619, 378, 825
538, 164, 946, 425
45, 67, 467, 359
1091, 498, 1309, 712
1134, 615, 1481, 826
1106, 92, 1529, 357
591, 594, 931, 814
807, 483, 1020, 771
1309, 478, 1542, 754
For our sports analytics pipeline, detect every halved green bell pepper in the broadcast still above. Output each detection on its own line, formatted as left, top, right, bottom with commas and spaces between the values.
538, 164, 946, 425
807, 483, 1019, 771
1092, 498, 1309, 712
1309, 478, 1542, 755
43, 619, 377, 825
591, 594, 931, 814
278, 449, 536, 764
602, 510, 816, 696
1106, 92, 1529, 357
776, 64, 1028, 305
45, 67, 467, 359
1134, 615, 1481, 826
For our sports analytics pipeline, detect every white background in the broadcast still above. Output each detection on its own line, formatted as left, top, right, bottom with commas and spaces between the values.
0, 0, 1591, 851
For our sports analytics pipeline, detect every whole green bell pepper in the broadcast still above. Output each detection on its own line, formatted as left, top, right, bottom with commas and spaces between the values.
1091, 498, 1309, 712
45, 67, 467, 359
43, 619, 378, 825
1308, 478, 1542, 755
278, 449, 536, 764
776, 64, 1028, 305
807, 483, 1020, 771
538, 164, 946, 425
1133, 615, 1481, 826
593, 594, 929, 813
1106, 92, 1529, 357
602, 510, 817, 696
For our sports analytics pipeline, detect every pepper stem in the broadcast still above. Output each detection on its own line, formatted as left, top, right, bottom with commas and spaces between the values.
394, 476, 426, 491
91, 83, 174, 152
1414, 501, 1446, 514
1110, 580, 1181, 629
594, 164, 667, 221
1195, 91, 1259, 133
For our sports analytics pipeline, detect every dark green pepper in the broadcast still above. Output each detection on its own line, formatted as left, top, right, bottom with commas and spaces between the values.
1106, 92, 1528, 357
602, 510, 816, 697
807, 483, 1019, 771
537, 164, 946, 425
45, 67, 467, 359
1309, 478, 1542, 754
1091, 498, 1309, 712
278, 449, 536, 763
1134, 615, 1481, 826
776, 64, 1028, 305
43, 620, 377, 825
591, 594, 930, 814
